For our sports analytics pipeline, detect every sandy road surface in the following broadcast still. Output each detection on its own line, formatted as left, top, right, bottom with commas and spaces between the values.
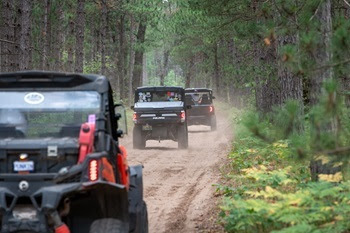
120, 112, 232, 233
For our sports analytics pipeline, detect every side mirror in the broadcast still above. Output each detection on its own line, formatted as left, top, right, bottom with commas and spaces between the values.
186, 105, 192, 109
130, 106, 134, 110
212, 96, 216, 100
114, 104, 128, 135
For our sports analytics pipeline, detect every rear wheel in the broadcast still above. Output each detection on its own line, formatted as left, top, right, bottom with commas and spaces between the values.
141, 201, 149, 233
177, 124, 188, 149
89, 218, 127, 233
210, 116, 217, 131
133, 125, 145, 149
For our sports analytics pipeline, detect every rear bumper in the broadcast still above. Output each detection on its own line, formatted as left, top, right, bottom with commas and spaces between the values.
134, 117, 183, 125
0, 180, 128, 232
187, 115, 211, 126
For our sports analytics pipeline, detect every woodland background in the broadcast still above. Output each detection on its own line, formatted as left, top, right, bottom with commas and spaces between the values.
2, 1, 350, 232
1, 0, 349, 110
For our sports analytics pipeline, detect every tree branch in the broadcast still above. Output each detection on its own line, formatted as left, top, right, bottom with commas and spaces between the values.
0, 39, 18, 44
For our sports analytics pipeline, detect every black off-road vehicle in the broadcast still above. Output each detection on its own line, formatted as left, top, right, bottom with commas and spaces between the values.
185, 88, 217, 131
132, 86, 189, 149
0, 71, 148, 233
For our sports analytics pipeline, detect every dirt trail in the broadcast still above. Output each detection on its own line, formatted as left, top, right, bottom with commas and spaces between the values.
120, 111, 232, 233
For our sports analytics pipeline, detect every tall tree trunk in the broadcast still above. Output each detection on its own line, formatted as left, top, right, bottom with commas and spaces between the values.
74, 0, 85, 73
19, 0, 32, 70
185, 56, 194, 88
100, 0, 107, 75
340, 2, 350, 107
56, 1, 64, 71
0, 0, 15, 72
66, 17, 75, 72
309, 0, 333, 105
213, 43, 220, 95
277, 35, 303, 105
42, 0, 50, 70
118, 14, 126, 100
13, 0, 21, 71
132, 21, 147, 93
128, 14, 136, 106
51, 0, 64, 71
160, 50, 170, 86
254, 39, 279, 113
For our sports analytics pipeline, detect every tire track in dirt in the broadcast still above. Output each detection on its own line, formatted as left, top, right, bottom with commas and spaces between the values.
120, 110, 232, 233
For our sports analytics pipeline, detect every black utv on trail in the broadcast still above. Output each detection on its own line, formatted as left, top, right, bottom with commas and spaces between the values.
132, 86, 189, 149
185, 88, 217, 131
0, 71, 148, 233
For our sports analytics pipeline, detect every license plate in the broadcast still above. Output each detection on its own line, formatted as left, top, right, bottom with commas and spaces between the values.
14, 161, 34, 172
142, 125, 152, 131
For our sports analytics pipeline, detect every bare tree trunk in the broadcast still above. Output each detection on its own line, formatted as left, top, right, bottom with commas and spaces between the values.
341, 2, 350, 107
74, 0, 85, 73
66, 17, 74, 72
160, 50, 170, 86
213, 43, 220, 95
42, 0, 51, 70
185, 56, 194, 88
19, 0, 32, 70
310, 0, 333, 105
51, 0, 64, 71
13, 0, 21, 71
132, 21, 147, 93
56, 1, 64, 71
100, 0, 107, 75
128, 14, 136, 106
142, 53, 147, 85
1, 0, 15, 72
117, 14, 126, 100
278, 35, 303, 105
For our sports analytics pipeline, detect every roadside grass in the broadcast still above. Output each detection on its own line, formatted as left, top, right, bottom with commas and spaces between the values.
217, 107, 350, 233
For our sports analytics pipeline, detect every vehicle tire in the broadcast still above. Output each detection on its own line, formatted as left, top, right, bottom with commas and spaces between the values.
177, 124, 188, 149
141, 201, 149, 233
210, 116, 217, 131
89, 218, 127, 233
133, 125, 145, 149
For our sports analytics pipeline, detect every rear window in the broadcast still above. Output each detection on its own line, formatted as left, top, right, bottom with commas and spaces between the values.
136, 91, 183, 102
185, 92, 212, 105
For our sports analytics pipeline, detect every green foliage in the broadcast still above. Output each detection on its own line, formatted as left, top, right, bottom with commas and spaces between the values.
218, 82, 350, 232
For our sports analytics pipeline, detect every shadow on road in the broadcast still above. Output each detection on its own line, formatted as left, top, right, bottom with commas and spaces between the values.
142, 147, 178, 151
188, 130, 211, 134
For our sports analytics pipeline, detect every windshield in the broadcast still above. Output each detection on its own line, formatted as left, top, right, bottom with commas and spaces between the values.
0, 91, 101, 139
136, 91, 183, 103
185, 92, 212, 105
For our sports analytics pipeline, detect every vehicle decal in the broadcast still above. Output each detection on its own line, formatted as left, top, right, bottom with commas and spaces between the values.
24, 92, 44, 105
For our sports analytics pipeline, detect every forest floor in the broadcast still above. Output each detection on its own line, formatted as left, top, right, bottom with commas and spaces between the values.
120, 110, 232, 233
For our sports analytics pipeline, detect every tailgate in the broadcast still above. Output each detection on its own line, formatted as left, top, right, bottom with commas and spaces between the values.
187, 105, 212, 117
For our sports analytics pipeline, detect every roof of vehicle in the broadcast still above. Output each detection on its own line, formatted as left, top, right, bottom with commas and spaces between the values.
136, 86, 184, 92
0, 70, 109, 93
185, 88, 212, 93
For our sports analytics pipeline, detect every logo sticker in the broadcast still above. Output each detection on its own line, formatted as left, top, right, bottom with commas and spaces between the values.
24, 92, 44, 105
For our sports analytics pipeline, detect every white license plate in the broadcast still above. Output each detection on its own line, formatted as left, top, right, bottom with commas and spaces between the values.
14, 161, 34, 172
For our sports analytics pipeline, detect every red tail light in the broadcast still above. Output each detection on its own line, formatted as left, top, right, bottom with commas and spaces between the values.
209, 106, 214, 112
133, 112, 137, 122
180, 110, 185, 122
89, 159, 99, 182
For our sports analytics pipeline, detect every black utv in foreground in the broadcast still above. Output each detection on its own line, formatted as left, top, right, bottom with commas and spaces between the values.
0, 71, 148, 233
132, 86, 189, 149
185, 88, 217, 131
